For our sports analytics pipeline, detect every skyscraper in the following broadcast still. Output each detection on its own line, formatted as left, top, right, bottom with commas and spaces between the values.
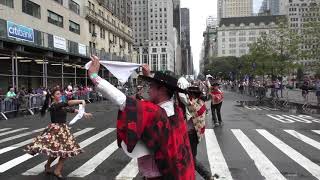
217, 0, 253, 21
132, 0, 176, 72
181, 8, 193, 75
173, 0, 181, 43
259, 0, 281, 15
206, 16, 218, 28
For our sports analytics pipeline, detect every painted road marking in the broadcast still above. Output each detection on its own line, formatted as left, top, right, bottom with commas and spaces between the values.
232, 129, 286, 180
22, 128, 115, 175
257, 129, 320, 179
205, 129, 233, 180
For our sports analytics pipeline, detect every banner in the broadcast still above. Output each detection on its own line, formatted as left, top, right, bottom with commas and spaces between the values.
7, 21, 34, 42
53, 35, 66, 50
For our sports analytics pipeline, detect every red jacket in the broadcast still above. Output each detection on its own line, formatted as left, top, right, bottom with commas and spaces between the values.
211, 90, 224, 104
117, 97, 195, 180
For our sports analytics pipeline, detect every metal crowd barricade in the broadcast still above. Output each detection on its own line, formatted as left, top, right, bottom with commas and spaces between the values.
0, 97, 18, 120
0, 91, 108, 120
28, 94, 46, 115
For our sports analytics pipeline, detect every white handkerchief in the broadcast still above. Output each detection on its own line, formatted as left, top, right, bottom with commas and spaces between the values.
85, 61, 141, 84
69, 105, 85, 125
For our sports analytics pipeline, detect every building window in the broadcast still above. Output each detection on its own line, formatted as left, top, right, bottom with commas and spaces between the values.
100, 27, 105, 39
229, 31, 237, 36
88, 1, 94, 11
69, 0, 80, 14
53, 0, 63, 5
229, 38, 236, 42
249, 37, 256, 41
161, 54, 167, 70
89, 41, 96, 52
152, 48, 157, 53
89, 22, 95, 34
22, 0, 41, 19
69, 20, 80, 34
229, 44, 236, 48
0, 0, 14, 8
239, 37, 246, 41
48, 10, 63, 27
229, 49, 236, 54
152, 54, 158, 71
161, 48, 166, 52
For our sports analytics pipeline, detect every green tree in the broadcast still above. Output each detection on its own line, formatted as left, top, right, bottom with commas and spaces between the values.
247, 17, 303, 79
204, 56, 240, 79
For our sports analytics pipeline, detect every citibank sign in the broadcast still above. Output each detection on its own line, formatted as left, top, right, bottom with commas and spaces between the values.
7, 21, 34, 43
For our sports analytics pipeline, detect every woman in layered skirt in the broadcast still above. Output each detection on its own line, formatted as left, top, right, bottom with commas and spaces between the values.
24, 87, 92, 179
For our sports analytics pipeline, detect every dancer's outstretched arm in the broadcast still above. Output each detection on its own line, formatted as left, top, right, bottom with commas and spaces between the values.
88, 56, 126, 110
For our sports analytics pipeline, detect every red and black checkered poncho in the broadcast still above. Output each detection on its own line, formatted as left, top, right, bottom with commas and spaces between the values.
117, 97, 195, 180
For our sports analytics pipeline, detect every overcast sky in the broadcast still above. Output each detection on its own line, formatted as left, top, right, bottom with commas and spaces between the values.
180, 0, 263, 74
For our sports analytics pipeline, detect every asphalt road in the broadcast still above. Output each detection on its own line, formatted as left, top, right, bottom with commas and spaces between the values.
0, 91, 319, 180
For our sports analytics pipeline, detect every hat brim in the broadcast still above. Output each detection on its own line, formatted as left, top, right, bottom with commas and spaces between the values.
139, 75, 186, 93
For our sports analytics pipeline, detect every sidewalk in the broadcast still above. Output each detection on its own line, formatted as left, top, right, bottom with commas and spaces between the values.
266, 88, 318, 106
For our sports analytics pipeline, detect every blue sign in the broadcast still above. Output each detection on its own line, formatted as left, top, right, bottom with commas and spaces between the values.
7, 21, 34, 42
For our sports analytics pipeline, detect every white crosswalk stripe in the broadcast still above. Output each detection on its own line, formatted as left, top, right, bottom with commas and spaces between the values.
232, 129, 286, 180
0, 128, 12, 132
257, 129, 320, 179
284, 130, 320, 150
0, 128, 93, 155
0, 128, 44, 144
22, 128, 115, 176
0, 128, 28, 137
0, 128, 93, 173
205, 129, 233, 180
68, 141, 118, 177
0, 128, 318, 179
312, 130, 320, 135
115, 159, 139, 180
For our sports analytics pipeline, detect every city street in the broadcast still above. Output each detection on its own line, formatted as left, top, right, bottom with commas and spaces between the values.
0, 91, 319, 180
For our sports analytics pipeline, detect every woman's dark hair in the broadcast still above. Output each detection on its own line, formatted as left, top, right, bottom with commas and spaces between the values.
40, 86, 60, 116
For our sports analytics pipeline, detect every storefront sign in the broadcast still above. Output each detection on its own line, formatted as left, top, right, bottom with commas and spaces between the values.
78, 43, 87, 55
7, 21, 34, 42
53, 35, 67, 50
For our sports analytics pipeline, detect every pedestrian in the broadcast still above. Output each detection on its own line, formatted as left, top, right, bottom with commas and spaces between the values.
315, 77, 320, 106
274, 79, 280, 98
6, 86, 16, 99
179, 85, 218, 180
16, 87, 27, 116
301, 81, 309, 102
239, 81, 244, 94
24, 86, 92, 179
210, 83, 224, 127
88, 56, 195, 180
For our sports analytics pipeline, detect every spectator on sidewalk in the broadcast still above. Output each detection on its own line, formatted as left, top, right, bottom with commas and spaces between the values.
17, 87, 27, 106
274, 79, 280, 98
301, 81, 309, 102
6, 87, 16, 98
316, 77, 320, 106
239, 81, 244, 94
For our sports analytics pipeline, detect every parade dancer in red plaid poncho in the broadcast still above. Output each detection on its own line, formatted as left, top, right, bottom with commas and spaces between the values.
88, 56, 195, 180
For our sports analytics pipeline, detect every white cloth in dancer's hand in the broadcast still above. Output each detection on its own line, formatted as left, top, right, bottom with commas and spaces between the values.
85, 61, 141, 84
69, 105, 85, 125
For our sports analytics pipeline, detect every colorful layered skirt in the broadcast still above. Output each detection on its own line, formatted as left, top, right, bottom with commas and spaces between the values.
24, 123, 83, 158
